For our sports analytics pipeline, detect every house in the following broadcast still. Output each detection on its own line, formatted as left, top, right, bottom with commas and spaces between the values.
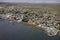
16, 15, 23, 23
0, 7, 4, 8
55, 16, 60, 22
5, 13, 13, 19
55, 16, 60, 29
55, 16, 60, 25
28, 19, 36, 25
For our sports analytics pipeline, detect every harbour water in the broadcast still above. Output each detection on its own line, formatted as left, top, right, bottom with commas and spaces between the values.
0, 20, 60, 40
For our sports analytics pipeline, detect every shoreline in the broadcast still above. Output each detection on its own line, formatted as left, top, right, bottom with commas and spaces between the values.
20, 21, 60, 36
0, 19, 60, 36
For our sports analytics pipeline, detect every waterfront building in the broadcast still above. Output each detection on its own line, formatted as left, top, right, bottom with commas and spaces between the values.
28, 19, 36, 25
16, 15, 23, 23
46, 27, 58, 36
55, 16, 60, 29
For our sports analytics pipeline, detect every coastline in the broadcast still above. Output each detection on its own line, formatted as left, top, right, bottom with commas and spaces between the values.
0, 20, 60, 40
20, 21, 60, 36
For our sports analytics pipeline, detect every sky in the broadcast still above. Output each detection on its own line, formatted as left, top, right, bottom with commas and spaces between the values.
0, 0, 60, 3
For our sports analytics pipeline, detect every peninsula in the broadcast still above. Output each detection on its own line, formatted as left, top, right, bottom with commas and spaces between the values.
0, 3, 60, 36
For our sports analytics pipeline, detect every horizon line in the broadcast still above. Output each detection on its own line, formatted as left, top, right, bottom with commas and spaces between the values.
0, 2, 60, 4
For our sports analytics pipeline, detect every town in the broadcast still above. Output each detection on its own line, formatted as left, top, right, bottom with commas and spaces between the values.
0, 6, 60, 36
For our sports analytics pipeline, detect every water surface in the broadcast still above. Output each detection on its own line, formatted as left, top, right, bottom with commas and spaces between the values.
0, 20, 60, 40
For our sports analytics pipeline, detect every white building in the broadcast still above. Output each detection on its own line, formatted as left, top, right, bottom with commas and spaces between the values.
46, 27, 58, 36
